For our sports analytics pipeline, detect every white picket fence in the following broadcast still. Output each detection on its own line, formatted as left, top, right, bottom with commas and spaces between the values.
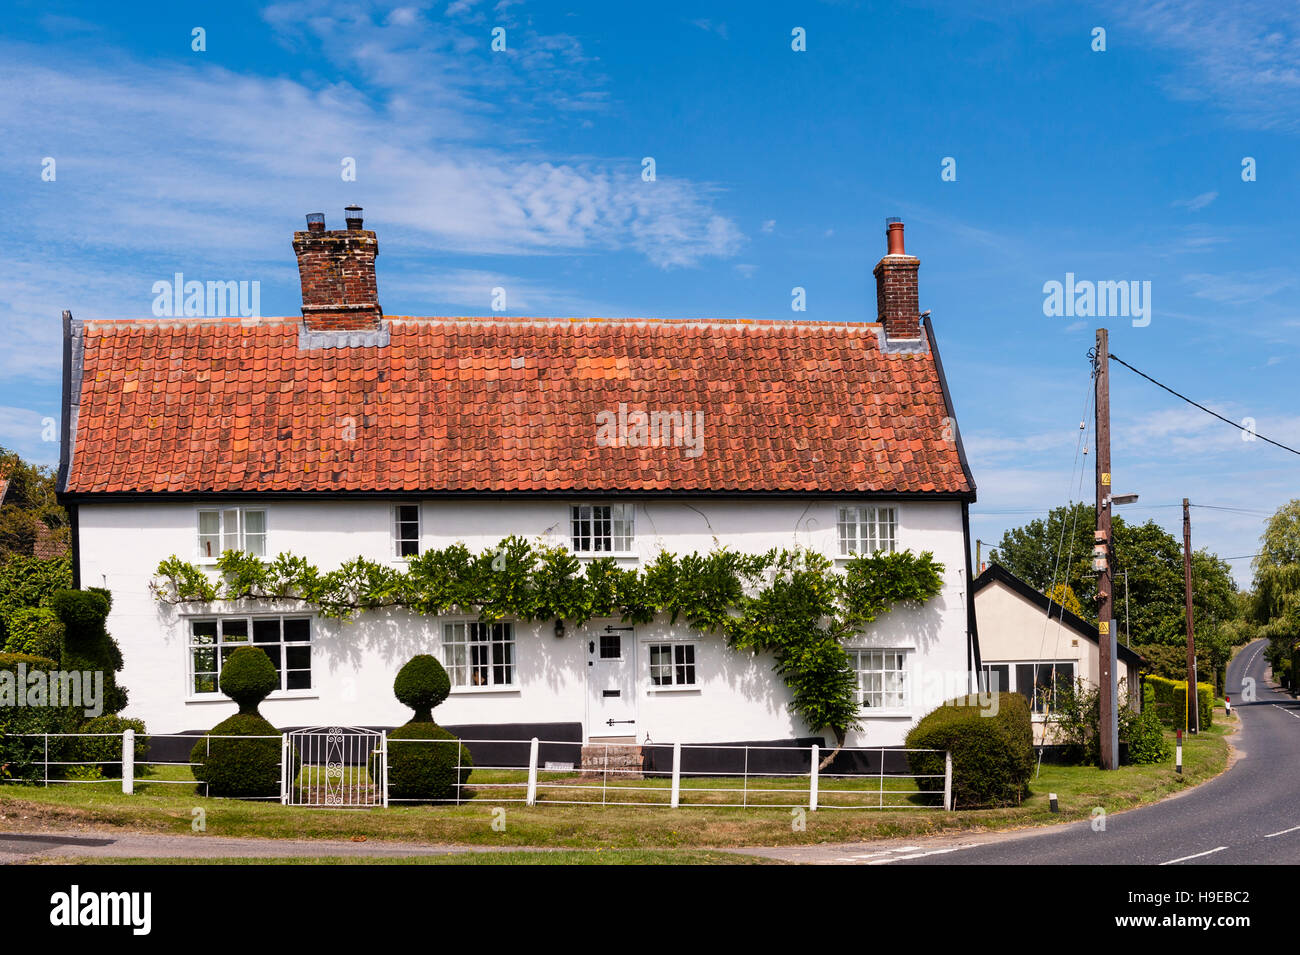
6, 731, 954, 811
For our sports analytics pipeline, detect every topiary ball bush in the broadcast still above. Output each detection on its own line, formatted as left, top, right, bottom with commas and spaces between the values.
379, 722, 473, 802
71, 715, 149, 779
906, 692, 1034, 809
219, 646, 279, 715
393, 654, 451, 722
190, 713, 283, 797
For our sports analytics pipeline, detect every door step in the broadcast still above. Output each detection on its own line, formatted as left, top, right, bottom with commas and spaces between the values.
580, 743, 644, 779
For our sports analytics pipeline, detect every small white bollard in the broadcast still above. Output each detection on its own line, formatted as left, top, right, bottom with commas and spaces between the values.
809, 743, 820, 812
1175, 730, 1183, 774
1225, 694, 1232, 715
525, 737, 540, 806
122, 729, 135, 795
669, 742, 682, 809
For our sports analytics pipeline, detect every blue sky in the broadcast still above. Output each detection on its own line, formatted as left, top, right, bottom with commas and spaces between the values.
2, 0, 1297, 585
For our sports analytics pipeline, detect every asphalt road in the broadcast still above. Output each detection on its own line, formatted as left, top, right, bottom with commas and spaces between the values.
901, 638, 1300, 865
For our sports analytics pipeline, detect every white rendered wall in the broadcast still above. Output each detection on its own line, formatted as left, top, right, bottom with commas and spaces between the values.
78, 497, 973, 746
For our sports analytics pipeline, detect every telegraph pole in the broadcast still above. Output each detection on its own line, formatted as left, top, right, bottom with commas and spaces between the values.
1094, 329, 1118, 770
1183, 498, 1198, 734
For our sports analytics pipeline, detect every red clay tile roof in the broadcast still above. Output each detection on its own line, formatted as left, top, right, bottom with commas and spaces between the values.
64, 316, 973, 496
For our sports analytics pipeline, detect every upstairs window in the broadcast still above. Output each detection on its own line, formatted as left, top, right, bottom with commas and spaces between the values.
837, 505, 897, 556
571, 503, 635, 554
393, 504, 421, 558
197, 508, 266, 562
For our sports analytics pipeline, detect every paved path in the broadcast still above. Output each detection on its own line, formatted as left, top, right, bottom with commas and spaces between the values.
0, 830, 521, 862
741, 640, 1297, 865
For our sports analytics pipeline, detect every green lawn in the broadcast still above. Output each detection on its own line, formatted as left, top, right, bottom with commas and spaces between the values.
0, 714, 1233, 850
34, 849, 777, 865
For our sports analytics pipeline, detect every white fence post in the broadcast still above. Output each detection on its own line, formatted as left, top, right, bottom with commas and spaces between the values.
121, 729, 135, 795
670, 742, 682, 809
280, 734, 289, 806
525, 737, 539, 807
380, 732, 389, 808
943, 750, 953, 811
809, 743, 820, 812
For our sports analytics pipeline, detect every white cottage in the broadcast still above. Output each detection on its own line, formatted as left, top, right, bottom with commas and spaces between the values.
56, 211, 980, 751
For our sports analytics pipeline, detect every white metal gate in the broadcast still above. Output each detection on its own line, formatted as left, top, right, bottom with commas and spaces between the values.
282, 726, 387, 808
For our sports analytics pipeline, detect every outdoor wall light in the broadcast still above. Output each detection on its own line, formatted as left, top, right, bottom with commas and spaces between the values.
554, 619, 566, 639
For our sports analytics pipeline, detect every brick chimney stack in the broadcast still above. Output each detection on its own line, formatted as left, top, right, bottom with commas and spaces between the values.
873, 217, 921, 340
293, 207, 382, 331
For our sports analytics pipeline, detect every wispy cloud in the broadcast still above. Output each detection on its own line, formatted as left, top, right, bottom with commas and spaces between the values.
1171, 190, 1218, 211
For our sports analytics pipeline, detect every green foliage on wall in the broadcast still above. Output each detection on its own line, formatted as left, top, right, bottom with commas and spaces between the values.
153, 538, 946, 743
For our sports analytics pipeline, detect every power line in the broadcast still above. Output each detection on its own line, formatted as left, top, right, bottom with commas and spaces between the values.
1108, 351, 1300, 457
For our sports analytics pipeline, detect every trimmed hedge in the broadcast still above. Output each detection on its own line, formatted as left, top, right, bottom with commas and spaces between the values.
394, 655, 451, 722
1124, 707, 1173, 765
906, 692, 1034, 808
379, 655, 472, 802
1145, 675, 1214, 730
190, 713, 282, 797
190, 647, 284, 797
382, 723, 473, 802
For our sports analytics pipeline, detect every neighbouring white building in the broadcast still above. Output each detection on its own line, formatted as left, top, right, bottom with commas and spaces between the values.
57, 210, 980, 750
974, 563, 1143, 744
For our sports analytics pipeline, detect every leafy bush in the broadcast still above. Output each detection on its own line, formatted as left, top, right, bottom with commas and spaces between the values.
190, 713, 282, 797
189, 647, 284, 797
906, 692, 1034, 808
378, 655, 472, 802
1145, 675, 1214, 730
382, 723, 473, 802
1125, 707, 1173, 765
0, 652, 80, 782
65, 715, 149, 779
2, 606, 63, 659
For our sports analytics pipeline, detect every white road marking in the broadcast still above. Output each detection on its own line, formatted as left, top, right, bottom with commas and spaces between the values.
1265, 825, 1300, 838
1271, 704, 1300, 720
866, 844, 978, 865
1160, 846, 1228, 865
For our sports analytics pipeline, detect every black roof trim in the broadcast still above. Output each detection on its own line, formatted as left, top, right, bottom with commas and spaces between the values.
973, 563, 1144, 667
924, 314, 977, 501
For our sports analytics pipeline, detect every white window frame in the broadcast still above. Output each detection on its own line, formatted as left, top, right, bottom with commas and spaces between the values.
570, 503, 636, 556
646, 641, 698, 690
836, 504, 897, 557
443, 620, 517, 691
197, 507, 267, 564
851, 648, 910, 713
187, 614, 312, 698
392, 503, 421, 559
982, 660, 1076, 720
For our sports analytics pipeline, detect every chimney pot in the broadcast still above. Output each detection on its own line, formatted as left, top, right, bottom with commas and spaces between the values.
344, 205, 364, 230
306, 212, 326, 233
885, 217, 905, 255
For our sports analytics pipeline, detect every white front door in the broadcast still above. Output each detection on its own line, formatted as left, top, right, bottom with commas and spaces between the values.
586, 622, 637, 739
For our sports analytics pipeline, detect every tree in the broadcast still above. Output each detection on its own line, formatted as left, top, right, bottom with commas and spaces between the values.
1250, 500, 1300, 680
989, 505, 1238, 649
0, 447, 67, 560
